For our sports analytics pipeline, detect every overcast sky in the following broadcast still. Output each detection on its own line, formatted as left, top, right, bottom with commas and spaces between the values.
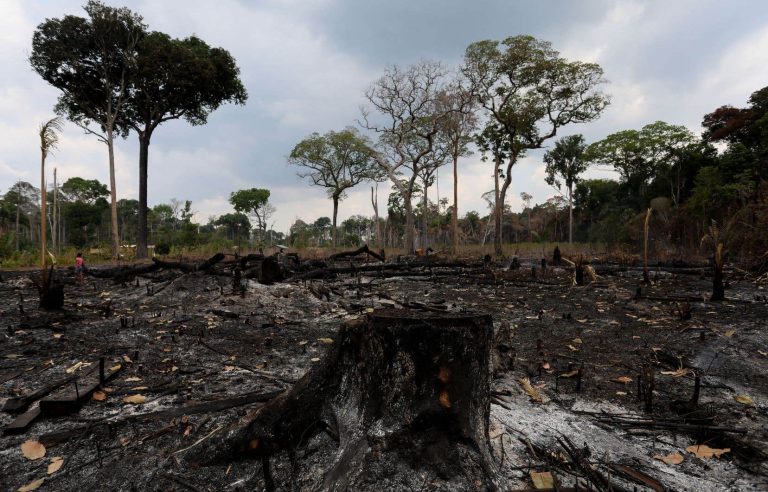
2, 0, 768, 232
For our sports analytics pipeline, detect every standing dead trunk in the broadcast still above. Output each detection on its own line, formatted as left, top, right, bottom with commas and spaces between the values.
404, 193, 416, 255
190, 310, 498, 490
712, 243, 725, 301
371, 186, 381, 250
421, 181, 429, 250
40, 153, 47, 273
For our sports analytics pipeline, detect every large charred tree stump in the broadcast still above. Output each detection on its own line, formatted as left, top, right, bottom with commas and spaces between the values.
191, 310, 498, 490
34, 267, 64, 310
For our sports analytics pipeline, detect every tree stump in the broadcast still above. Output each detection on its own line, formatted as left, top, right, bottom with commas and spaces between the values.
35, 268, 64, 310
191, 309, 498, 490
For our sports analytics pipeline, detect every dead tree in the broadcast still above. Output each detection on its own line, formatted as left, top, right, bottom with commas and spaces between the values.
188, 310, 499, 490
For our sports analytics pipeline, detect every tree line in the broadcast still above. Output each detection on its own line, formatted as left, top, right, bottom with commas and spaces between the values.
7, 1, 766, 267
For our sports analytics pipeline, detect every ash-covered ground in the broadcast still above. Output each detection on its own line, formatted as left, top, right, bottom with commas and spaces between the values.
1, 257, 766, 491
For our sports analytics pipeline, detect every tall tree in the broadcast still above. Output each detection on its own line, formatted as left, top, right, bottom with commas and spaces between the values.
288, 128, 380, 247
544, 134, 588, 244
463, 35, 609, 256
361, 62, 455, 254
38, 117, 63, 270
585, 121, 695, 207
229, 188, 272, 241
438, 82, 477, 255
520, 191, 532, 241
31, 1, 145, 258
124, 32, 247, 258
5, 182, 39, 251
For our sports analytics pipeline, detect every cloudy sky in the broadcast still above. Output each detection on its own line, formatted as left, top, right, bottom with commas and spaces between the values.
2, 0, 768, 232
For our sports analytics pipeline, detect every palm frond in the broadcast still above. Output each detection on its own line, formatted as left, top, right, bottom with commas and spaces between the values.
39, 117, 63, 158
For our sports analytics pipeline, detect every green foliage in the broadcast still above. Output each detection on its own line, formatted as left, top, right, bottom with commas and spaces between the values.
61, 177, 109, 203
544, 134, 588, 192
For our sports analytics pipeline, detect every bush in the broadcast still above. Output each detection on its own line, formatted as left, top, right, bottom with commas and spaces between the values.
155, 242, 170, 255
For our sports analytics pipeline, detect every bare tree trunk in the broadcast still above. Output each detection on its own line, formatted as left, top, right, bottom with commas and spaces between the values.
53, 168, 58, 255
371, 186, 381, 250
452, 154, 459, 256
137, 134, 149, 259
404, 195, 416, 255
421, 182, 429, 250
15, 199, 20, 252
40, 153, 47, 271
493, 159, 502, 257
332, 195, 339, 248
568, 187, 573, 244
107, 127, 120, 260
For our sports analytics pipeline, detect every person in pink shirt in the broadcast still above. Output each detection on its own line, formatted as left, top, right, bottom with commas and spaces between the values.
75, 252, 86, 282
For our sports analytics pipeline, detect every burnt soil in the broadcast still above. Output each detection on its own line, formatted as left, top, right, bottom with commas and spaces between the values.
1, 257, 766, 491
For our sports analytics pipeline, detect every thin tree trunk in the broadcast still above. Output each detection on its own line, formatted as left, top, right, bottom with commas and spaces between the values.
137, 133, 150, 259
107, 127, 120, 260
332, 195, 339, 248
404, 194, 415, 255
421, 182, 429, 250
493, 158, 502, 257
452, 154, 459, 256
15, 200, 20, 252
371, 186, 381, 250
40, 153, 47, 271
53, 168, 58, 255
568, 185, 573, 245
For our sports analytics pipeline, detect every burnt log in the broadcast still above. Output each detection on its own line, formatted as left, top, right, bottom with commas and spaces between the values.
188, 309, 498, 490
243, 256, 283, 284
152, 252, 225, 273
328, 244, 385, 262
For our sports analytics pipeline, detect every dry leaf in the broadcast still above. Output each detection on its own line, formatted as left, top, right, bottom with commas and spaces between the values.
123, 394, 146, 404
567, 344, 579, 352
572, 338, 583, 344
530, 471, 554, 489
660, 368, 692, 377
723, 330, 735, 337
223, 365, 236, 372
21, 440, 46, 460
734, 395, 754, 406
47, 456, 64, 474
92, 391, 107, 401
318, 337, 334, 344
686, 444, 730, 458
541, 362, 551, 370
560, 370, 579, 378
613, 376, 633, 384
110, 364, 122, 372
616, 391, 627, 396
52, 333, 63, 339
519, 378, 547, 403
123, 355, 133, 363
125, 376, 141, 382
310, 357, 321, 362
17, 478, 45, 492
65, 361, 84, 373
654, 452, 684, 465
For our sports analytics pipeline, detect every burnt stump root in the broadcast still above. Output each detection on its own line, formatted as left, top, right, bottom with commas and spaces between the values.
188, 310, 498, 490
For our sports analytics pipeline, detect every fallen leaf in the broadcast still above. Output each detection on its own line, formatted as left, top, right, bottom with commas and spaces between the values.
317, 337, 334, 344
530, 470, 554, 489
519, 378, 548, 403
654, 452, 684, 465
223, 365, 236, 372
567, 344, 579, 352
17, 478, 45, 492
758, 350, 767, 356
615, 391, 628, 396
661, 368, 692, 378
724, 330, 735, 337
734, 395, 754, 406
92, 391, 107, 401
560, 370, 579, 378
110, 364, 122, 372
125, 376, 141, 382
21, 440, 46, 460
572, 338, 583, 344
613, 376, 633, 384
123, 394, 146, 404
52, 333, 63, 339
541, 362, 551, 370
65, 361, 84, 373
131, 386, 148, 391
686, 444, 730, 458
47, 456, 64, 474
123, 355, 133, 363
310, 357, 321, 362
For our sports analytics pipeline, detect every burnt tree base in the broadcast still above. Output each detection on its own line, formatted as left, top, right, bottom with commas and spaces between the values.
189, 310, 498, 490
